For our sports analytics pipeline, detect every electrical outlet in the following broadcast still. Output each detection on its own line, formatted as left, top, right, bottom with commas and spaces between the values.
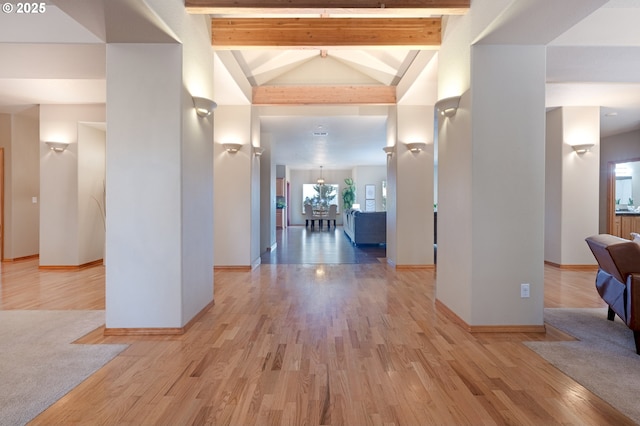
521, 283, 530, 298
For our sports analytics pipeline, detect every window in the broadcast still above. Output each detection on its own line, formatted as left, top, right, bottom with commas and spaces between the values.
302, 183, 339, 213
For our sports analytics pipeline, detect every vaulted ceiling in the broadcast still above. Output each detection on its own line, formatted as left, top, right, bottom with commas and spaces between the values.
189, 0, 460, 168
193, 0, 640, 168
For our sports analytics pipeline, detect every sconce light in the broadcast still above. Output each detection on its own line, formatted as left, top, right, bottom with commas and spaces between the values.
253, 146, 264, 156
192, 96, 217, 117
223, 143, 242, 153
45, 141, 69, 153
406, 142, 428, 153
382, 146, 395, 158
435, 96, 461, 117
572, 144, 595, 154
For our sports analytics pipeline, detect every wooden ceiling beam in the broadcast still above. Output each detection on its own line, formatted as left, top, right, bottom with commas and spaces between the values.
186, 0, 469, 16
252, 86, 396, 105
211, 17, 440, 49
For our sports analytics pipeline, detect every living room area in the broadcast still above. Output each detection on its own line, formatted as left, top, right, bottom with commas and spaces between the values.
265, 164, 392, 264
265, 165, 389, 264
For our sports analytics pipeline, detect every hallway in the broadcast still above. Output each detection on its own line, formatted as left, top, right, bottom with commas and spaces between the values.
261, 226, 386, 264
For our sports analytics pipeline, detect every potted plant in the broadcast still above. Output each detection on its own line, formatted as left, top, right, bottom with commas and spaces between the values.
342, 178, 356, 210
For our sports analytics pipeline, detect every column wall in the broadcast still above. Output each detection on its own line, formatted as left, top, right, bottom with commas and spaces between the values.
437, 45, 546, 327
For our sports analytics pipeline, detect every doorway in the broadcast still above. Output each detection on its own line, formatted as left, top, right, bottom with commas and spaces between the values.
607, 157, 640, 238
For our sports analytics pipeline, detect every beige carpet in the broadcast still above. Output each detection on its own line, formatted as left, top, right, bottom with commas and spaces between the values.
525, 308, 640, 424
0, 310, 128, 426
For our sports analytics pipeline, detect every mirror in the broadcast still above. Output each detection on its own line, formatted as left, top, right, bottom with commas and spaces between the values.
615, 161, 640, 211
608, 158, 640, 238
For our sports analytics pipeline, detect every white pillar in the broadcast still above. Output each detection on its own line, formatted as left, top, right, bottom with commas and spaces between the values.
385, 106, 398, 265
106, 43, 214, 330
545, 107, 600, 266
259, 133, 276, 253
213, 105, 255, 268
437, 45, 546, 327
395, 105, 435, 266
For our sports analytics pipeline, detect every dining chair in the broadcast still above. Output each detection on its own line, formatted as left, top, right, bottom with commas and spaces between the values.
326, 204, 337, 228
304, 204, 315, 227
311, 206, 325, 227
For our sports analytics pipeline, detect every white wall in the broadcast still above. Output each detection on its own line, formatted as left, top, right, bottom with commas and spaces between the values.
259, 134, 276, 253
1, 107, 40, 260
106, 43, 184, 328
250, 106, 261, 267
213, 105, 252, 266
178, 11, 215, 325
470, 45, 546, 326
352, 165, 386, 211
437, 43, 546, 327
396, 105, 435, 266
40, 104, 105, 266
385, 106, 398, 265
560, 107, 600, 265
545, 109, 563, 263
436, 91, 473, 319
77, 123, 105, 265
547, 107, 601, 267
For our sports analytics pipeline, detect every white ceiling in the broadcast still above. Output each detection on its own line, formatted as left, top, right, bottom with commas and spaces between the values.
0, 0, 639, 170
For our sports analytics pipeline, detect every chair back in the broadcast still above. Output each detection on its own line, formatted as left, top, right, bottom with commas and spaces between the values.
586, 234, 640, 283
304, 204, 313, 217
327, 204, 337, 219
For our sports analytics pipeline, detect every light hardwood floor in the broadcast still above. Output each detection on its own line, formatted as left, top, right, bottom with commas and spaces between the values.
1, 253, 631, 425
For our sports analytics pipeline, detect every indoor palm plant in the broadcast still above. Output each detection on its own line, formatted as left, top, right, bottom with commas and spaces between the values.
342, 178, 356, 210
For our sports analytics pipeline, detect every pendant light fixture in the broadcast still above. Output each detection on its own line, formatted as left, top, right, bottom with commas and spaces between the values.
317, 166, 325, 185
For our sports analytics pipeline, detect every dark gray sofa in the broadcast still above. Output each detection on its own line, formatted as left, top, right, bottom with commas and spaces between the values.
343, 209, 386, 245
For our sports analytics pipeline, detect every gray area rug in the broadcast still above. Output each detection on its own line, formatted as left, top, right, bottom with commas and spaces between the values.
0, 310, 128, 426
525, 308, 640, 424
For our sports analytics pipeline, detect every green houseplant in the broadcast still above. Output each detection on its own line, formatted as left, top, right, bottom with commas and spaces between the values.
342, 178, 356, 210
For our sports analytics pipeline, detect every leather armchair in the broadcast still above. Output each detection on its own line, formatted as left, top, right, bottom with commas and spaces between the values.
585, 234, 640, 354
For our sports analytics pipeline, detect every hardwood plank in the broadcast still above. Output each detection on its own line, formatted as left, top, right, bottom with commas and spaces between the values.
211, 17, 441, 49
0, 255, 633, 425
0, 259, 104, 310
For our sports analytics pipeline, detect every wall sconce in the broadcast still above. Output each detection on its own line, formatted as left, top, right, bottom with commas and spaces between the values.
192, 96, 217, 117
435, 96, 461, 117
45, 141, 69, 152
223, 143, 242, 153
572, 144, 595, 154
382, 146, 395, 158
406, 142, 428, 153
253, 146, 264, 156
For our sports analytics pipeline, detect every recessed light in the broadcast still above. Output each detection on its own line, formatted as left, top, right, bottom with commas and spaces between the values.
313, 132, 328, 136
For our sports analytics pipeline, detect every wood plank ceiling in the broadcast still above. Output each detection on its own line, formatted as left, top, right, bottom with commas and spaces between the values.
209, 17, 441, 50
185, 0, 470, 106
